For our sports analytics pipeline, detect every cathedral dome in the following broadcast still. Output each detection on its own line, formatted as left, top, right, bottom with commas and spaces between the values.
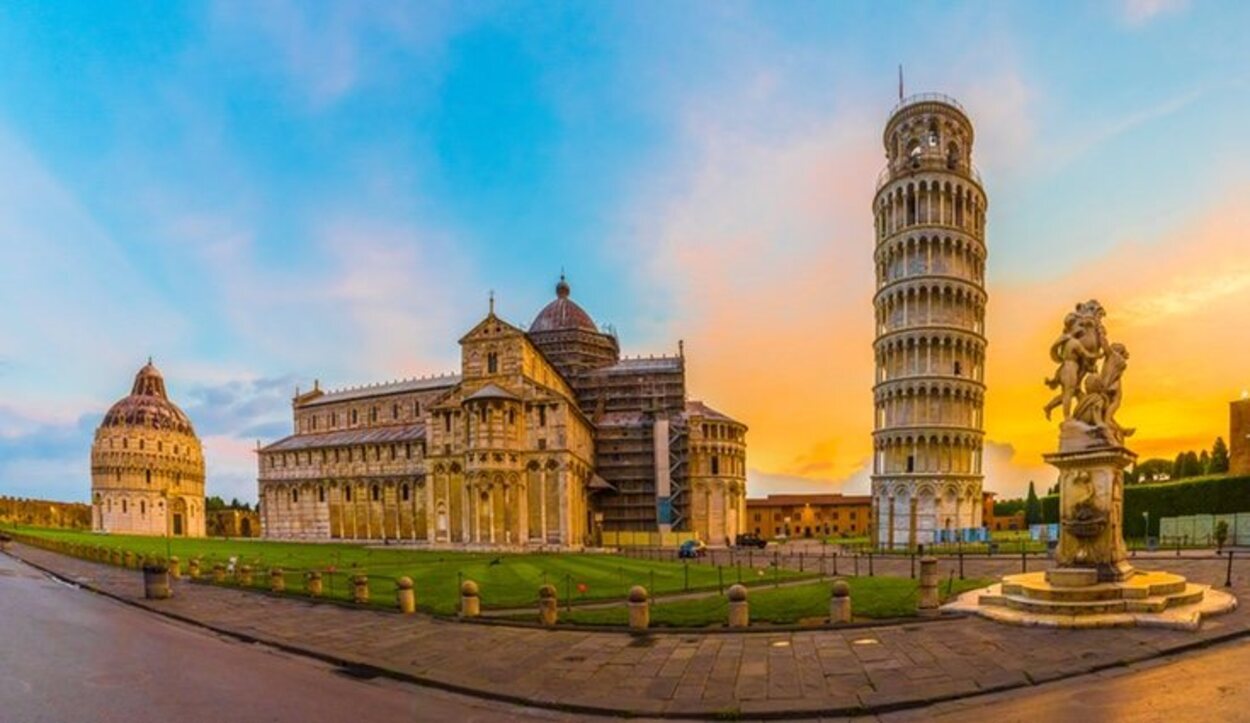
529, 275, 599, 334
100, 360, 197, 436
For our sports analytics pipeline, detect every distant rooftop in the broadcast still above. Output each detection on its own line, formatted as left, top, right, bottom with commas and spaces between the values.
301, 374, 461, 407
746, 493, 872, 507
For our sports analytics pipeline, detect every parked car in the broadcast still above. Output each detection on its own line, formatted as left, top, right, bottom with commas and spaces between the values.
677, 539, 708, 559
734, 533, 768, 549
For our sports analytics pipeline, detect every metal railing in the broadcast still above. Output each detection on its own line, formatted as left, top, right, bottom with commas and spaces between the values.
876, 157, 984, 192
888, 92, 966, 118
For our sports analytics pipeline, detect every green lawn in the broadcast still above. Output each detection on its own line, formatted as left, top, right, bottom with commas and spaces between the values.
542, 576, 992, 627
4, 525, 813, 615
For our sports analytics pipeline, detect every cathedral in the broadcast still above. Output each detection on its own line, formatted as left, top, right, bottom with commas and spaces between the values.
257, 277, 747, 548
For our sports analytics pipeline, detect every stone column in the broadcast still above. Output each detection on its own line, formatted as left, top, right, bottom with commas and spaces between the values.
830, 580, 852, 623
918, 557, 939, 615
538, 584, 558, 626
627, 586, 649, 630
396, 577, 415, 614
1046, 442, 1136, 582
727, 585, 748, 628
460, 580, 480, 618
539, 470, 549, 544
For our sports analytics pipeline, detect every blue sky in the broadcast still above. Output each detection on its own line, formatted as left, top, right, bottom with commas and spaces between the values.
2, 0, 1248, 504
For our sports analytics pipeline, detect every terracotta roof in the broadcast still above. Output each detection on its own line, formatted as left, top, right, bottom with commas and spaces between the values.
746, 494, 872, 507
463, 383, 520, 402
529, 276, 600, 334
100, 360, 197, 436
684, 400, 741, 424
261, 424, 426, 452
301, 375, 460, 407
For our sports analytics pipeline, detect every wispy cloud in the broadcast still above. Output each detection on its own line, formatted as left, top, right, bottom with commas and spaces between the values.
1122, 0, 1190, 26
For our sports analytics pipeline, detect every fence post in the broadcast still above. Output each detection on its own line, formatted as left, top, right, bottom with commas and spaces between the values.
727, 585, 748, 628
1226, 551, 1234, 588
958, 550, 965, 580
833, 551, 839, 576
1021, 550, 1027, 573
868, 552, 874, 577
718, 565, 724, 594
683, 561, 690, 592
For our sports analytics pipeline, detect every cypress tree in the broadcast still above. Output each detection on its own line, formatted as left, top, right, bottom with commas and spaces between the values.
1212, 437, 1231, 474
1025, 481, 1043, 526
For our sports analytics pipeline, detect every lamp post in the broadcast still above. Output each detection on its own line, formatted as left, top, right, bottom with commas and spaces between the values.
1142, 510, 1150, 549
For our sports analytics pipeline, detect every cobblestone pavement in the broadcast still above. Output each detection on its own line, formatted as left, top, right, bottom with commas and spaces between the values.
9, 544, 1250, 719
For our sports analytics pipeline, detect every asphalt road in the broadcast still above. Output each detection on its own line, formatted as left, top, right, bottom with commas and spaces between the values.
879, 638, 1250, 723
0, 553, 589, 723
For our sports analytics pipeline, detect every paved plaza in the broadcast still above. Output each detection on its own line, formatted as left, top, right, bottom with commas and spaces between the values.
7, 543, 1250, 718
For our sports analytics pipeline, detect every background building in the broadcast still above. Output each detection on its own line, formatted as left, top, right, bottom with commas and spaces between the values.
871, 93, 987, 549
746, 494, 872, 540
258, 278, 747, 547
1232, 398, 1250, 476
90, 361, 206, 537
0, 497, 91, 529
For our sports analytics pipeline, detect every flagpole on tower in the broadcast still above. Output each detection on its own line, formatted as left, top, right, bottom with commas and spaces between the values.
898, 64, 904, 101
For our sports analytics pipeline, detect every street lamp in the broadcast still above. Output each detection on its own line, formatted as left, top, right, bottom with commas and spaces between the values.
1142, 510, 1150, 548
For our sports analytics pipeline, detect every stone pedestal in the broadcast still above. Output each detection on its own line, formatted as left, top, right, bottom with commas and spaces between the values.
397, 577, 416, 614
537, 584, 558, 626
627, 586, 650, 630
460, 580, 480, 618
352, 575, 370, 604
1045, 434, 1136, 582
917, 557, 940, 615
270, 568, 285, 593
306, 571, 323, 597
830, 580, 852, 624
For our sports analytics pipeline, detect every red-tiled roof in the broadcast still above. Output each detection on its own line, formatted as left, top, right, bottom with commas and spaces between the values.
746, 494, 872, 507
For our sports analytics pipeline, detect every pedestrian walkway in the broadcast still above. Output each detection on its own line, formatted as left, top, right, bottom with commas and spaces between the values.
8, 543, 1250, 718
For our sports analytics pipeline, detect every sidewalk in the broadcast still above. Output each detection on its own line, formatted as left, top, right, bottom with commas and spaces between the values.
9, 543, 1250, 719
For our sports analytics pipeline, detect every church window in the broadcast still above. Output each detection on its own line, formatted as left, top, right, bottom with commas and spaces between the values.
370, 406, 378, 423
145, 470, 152, 485
351, 409, 358, 425
390, 445, 396, 460
539, 406, 546, 427
907, 455, 915, 472
405, 443, 412, 459
372, 485, 380, 502
331, 412, 338, 427
413, 401, 420, 417
711, 456, 720, 475
312, 416, 318, 431
292, 488, 299, 504
508, 408, 515, 425
123, 438, 128, 449
140, 500, 146, 515
344, 487, 352, 502
953, 360, 962, 376
392, 403, 399, 420
158, 441, 163, 452
487, 352, 498, 373
139, 440, 145, 451
444, 413, 451, 433
318, 486, 326, 503
334, 449, 340, 463
402, 484, 410, 502
122, 500, 128, 513
538, 438, 546, 450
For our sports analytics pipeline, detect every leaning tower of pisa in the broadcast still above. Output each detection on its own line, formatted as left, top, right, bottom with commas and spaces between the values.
870, 93, 988, 550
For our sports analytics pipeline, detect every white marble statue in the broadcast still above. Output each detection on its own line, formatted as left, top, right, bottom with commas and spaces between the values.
1043, 300, 1133, 448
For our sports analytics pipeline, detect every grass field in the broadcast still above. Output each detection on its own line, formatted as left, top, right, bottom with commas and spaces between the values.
5, 525, 814, 615
527, 576, 992, 627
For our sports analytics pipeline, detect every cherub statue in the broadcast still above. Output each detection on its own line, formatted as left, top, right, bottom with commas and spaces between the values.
1043, 309, 1102, 420
1099, 342, 1135, 441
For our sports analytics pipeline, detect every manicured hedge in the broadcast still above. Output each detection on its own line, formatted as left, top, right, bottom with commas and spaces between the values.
1041, 474, 1250, 537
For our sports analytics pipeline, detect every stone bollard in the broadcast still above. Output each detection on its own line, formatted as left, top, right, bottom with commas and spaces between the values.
143, 562, 172, 600
459, 580, 480, 618
396, 577, 416, 614
238, 565, 254, 587
0, 535, 10, 553
538, 584, 558, 626
124, 551, 136, 569
726, 584, 749, 628
306, 571, 323, 598
830, 579, 852, 624
212, 563, 226, 584
111, 549, 123, 567
627, 585, 650, 631
352, 575, 370, 604
187, 558, 201, 580
918, 557, 940, 616
168, 557, 181, 580
270, 568, 285, 593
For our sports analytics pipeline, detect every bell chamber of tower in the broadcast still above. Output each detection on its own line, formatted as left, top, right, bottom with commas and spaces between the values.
870, 93, 988, 550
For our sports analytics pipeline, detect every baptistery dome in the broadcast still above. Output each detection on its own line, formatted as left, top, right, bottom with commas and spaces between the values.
90, 360, 206, 537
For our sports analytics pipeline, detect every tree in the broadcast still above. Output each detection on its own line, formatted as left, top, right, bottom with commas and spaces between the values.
1200, 450, 1211, 475
1135, 458, 1173, 483
1173, 452, 1187, 479
994, 498, 1025, 517
1025, 481, 1043, 526
1184, 451, 1203, 478
205, 496, 226, 512
1216, 520, 1230, 551
1212, 437, 1231, 474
